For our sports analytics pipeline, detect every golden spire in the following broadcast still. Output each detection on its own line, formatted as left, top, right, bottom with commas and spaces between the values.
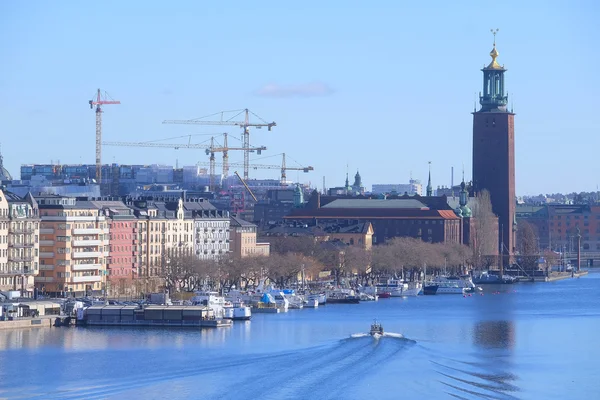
487, 28, 502, 69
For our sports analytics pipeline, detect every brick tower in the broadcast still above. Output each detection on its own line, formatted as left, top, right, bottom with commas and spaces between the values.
472, 30, 516, 261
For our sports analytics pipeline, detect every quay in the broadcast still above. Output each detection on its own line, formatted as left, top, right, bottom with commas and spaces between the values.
0, 316, 54, 330
539, 270, 589, 282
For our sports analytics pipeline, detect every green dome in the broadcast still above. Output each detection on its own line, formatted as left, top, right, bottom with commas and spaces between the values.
461, 205, 472, 218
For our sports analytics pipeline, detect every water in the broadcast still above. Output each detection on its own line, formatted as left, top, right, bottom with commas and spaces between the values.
1, 273, 599, 399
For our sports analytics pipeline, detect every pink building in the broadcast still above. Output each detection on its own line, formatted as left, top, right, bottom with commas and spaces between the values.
93, 201, 138, 296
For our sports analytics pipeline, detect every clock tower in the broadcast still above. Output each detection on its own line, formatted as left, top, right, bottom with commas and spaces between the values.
472, 30, 516, 260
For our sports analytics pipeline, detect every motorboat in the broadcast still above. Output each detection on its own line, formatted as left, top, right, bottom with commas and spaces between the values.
326, 290, 360, 304
377, 291, 392, 299
303, 298, 319, 308
224, 301, 252, 321
472, 271, 518, 285
359, 293, 378, 301
307, 293, 327, 306
376, 278, 408, 297
423, 284, 439, 295
370, 320, 384, 337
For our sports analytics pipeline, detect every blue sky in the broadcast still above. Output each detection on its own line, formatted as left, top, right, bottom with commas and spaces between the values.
1, 1, 598, 196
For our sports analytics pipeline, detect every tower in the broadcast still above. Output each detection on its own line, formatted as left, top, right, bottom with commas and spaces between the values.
472, 29, 516, 258
426, 162, 433, 197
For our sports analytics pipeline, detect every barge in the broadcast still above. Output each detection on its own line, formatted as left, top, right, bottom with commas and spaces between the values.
78, 305, 232, 328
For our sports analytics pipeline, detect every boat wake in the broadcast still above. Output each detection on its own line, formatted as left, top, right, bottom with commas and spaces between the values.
350, 332, 411, 340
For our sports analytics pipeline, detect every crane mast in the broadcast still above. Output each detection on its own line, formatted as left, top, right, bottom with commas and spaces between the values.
90, 89, 120, 193
163, 108, 276, 181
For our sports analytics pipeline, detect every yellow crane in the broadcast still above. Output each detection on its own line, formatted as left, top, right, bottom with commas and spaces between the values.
102, 133, 266, 191
196, 153, 313, 185
163, 109, 276, 181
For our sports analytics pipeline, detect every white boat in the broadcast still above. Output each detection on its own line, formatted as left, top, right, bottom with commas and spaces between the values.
429, 277, 468, 294
303, 298, 319, 308
224, 301, 252, 320
370, 320, 384, 338
191, 291, 229, 317
376, 278, 408, 297
307, 293, 326, 305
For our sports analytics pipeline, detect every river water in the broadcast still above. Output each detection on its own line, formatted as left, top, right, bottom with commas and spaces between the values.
1, 273, 599, 399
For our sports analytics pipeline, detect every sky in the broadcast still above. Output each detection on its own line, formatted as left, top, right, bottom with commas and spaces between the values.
1, 0, 598, 196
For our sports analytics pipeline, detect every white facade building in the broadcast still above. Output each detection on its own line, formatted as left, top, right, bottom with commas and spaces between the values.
371, 179, 422, 196
193, 210, 231, 260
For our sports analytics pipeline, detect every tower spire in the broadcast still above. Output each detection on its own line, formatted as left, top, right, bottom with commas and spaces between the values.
478, 28, 508, 112
426, 161, 433, 197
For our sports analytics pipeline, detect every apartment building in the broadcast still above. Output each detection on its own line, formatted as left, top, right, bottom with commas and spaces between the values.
92, 201, 138, 294
36, 195, 108, 297
0, 190, 40, 296
129, 197, 195, 277
230, 215, 270, 258
187, 201, 230, 260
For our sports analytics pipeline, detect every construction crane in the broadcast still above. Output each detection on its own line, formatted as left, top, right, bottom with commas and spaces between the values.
163, 109, 276, 181
196, 153, 314, 185
234, 171, 257, 202
102, 133, 266, 191
89, 89, 120, 188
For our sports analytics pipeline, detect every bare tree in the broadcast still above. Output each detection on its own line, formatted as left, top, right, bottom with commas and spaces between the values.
517, 221, 540, 270
470, 189, 499, 269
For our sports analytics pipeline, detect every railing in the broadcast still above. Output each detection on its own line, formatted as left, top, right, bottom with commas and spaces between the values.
39, 228, 54, 234
11, 228, 35, 234
8, 243, 35, 248
39, 252, 55, 258
73, 228, 101, 235
39, 264, 55, 271
39, 240, 54, 246
34, 277, 55, 283
72, 240, 102, 247
71, 275, 102, 283
72, 251, 102, 259
8, 255, 35, 262
72, 263, 102, 271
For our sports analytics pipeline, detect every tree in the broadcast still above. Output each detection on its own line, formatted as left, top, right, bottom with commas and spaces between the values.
470, 189, 499, 269
517, 221, 540, 270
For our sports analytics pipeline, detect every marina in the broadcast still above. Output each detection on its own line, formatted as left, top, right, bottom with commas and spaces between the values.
0, 272, 597, 400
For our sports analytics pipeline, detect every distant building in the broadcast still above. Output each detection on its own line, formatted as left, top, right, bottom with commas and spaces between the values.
230, 215, 270, 258
285, 194, 462, 245
262, 222, 374, 250
371, 179, 422, 196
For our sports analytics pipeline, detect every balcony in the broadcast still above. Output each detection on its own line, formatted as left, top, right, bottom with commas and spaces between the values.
72, 251, 102, 259
39, 252, 55, 259
39, 240, 54, 246
71, 275, 102, 283
39, 264, 55, 271
12, 228, 35, 234
39, 228, 54, 234
72, 240, 102, 247
72, 263, 102, 271
73, 228, 101, 235
9, 255, 35, 262
0, 269, 35, 276
35, 277, 55, 283
8, 242, 35, 248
